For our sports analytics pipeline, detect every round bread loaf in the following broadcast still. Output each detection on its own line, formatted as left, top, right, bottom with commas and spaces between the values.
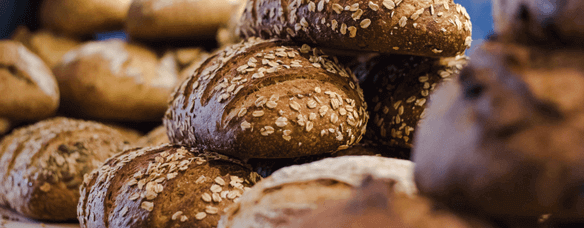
290, 176, 496, 228
492, 0, 584, 47
164, 38, 368, 159
413, 42, 584, 220
11, 26, 82, 68
126, 0, 245, 41
39, 0, 131, 37
355, 54, 467, 150
78, 144, 261, 228
0, 117, 132, 221
0, 40, 59, 121
238, 0, 472, 57
177, 49, 210, 81
218, 156, 415, 228
54, 39, 179, 121
137, 125, 170, 147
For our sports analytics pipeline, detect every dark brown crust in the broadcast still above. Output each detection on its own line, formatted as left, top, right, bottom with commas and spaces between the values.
164, 38, 368, 159
355, 54, 467, 149
0, 117, 131, 221
78, 144, 260, 228
238, 0, 472, 57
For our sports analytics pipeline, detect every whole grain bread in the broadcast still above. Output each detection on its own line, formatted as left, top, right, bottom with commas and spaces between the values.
238, 0, 472, 57
218, 156, 415, 228
413, 42, 584, 221
0, 117, 132, 221
164, 38, 368, 159
78, 144, 261, 228
53, 39, 178, 121
0, 40, 59, 121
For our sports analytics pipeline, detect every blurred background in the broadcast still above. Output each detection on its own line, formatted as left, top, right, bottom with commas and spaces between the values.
0, 0, 493, 54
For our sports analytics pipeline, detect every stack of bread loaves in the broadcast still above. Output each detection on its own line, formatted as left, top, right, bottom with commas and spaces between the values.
414, 0, 584, 227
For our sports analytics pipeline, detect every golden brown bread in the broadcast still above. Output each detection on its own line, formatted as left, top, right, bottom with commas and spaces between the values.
238, 0, 472, 57
413, 42, 584, 222
0, 40, 60, 121
0, 117, 131, 221
53, 39, 178, 121
164, 38, 368, 159
10, 26, 82, 68
137, 125, 170, 147
78, 144, 261, 228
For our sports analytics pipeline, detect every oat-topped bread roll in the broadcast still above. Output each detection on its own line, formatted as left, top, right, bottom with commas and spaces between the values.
355, 54, 467, 150
493, 0, 584, 47
165, 38, 368, 159
290, 177, 496, 228
238, 0, 472, 57
54, 39, 178, 121
0, 40, 59, 121
218, 156, 415, 228
78, 145, 261, 228
413, 42, 584, 221
11, 26, 81, 68
126, 0, 245, 41
137, 125, 170, 147
0, 117, 132, 221
39, 0, 131, 37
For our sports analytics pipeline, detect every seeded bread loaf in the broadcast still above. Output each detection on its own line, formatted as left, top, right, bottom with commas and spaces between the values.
137, 125, 170, 147
218, 156, 415, 228
54, 39, 179, 121
78, 145, 261, 228
164, 38, 368, 159
0, 117, 132, 221
413, 42, 584, 220
10, 26, 81, 68
0, 40, 59, 121
126, 0, 245, 41
492, 0, 584, 47
355, 54, 467, 150
238, 0, 472, 57
39, 0, 131, 37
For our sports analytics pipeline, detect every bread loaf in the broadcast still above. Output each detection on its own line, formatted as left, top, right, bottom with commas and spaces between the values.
78, 144, 261, 228
238, 0, 472, 57
164, 38, 368, 159
413, 42, 584, 220
0, 40, 59, 121
0, 117, 131, 221
10, 26, 81, 68
54, 39, 178, 121
218, 156, 415, 228
39, 0, 131, 37
354, 54, 467, 150
137, 125, 170, 147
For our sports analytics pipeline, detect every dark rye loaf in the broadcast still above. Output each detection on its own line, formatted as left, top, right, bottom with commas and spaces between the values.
78, 145, 261, 228
238, 0, 472, 57
0, 117, 131, 221
164, 38, 368, 159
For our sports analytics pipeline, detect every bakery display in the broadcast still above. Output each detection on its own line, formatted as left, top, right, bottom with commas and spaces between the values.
164, 38, 368, 159
218, 156, 416, 228
0, 117, 132, 221
0, 40, 60, 121
413, 42, 584, 222
10, 26, 81, 68
53, 39, 178, 121
238, 0, 472, 57
355, 54, 467, 150
126, 0, 245, 41
78, 144, 261, 228
39, 0, 131, 37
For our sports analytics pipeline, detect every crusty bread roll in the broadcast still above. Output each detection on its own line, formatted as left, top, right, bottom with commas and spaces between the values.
353, 54, 467, 150
53, 39, 179, 121
39, 0, 131, 37
413, 42, 584, 221
238, 0, 472, 57
0, 117, 132, 221
0, 40, 59, 121
218, 156, 415, 228
78, 144, 261, 228
164, 38, 368, 159
126, 0, 245, 41
10, 26, 81, 68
